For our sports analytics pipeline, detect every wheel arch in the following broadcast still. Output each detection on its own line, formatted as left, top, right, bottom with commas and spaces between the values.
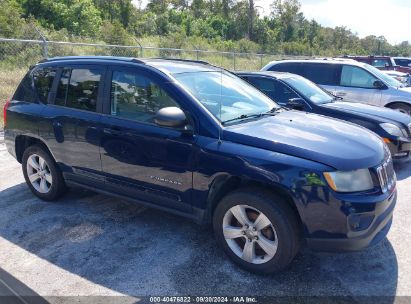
15, 135, 54, 163
206, 175, 303, 232
385, 101, 411, 110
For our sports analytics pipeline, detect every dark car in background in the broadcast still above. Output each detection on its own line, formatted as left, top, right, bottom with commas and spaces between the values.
237, 71, 411, 159
344, 55, 411, 74
4, 56, 396, 274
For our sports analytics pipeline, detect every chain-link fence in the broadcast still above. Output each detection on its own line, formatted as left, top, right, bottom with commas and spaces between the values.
0, 37, 310, 126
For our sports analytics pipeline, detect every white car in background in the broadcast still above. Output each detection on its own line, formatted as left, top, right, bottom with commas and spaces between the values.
382, 70, 411, 87
262, 59, 411, 115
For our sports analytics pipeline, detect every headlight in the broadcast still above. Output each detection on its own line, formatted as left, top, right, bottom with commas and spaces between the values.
323, 169, 374, 192
380, 123, 405, 137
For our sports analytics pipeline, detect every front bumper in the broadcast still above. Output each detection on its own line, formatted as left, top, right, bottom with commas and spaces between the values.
306, 189, 397, 252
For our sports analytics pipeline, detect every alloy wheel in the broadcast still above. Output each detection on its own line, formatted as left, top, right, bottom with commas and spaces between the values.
26, 154, 52, 194
222, 204, 278, 264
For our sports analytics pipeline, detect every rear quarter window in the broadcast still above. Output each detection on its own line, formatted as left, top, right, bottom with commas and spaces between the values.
301, 63, 340, 85
13, 67, 56, 103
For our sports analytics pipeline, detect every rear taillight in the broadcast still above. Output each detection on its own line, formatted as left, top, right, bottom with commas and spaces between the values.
3, 99, 10, 127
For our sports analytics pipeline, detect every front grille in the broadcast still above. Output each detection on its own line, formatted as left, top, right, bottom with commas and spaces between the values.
408, 123, 411, 135
376, 156, 396, 193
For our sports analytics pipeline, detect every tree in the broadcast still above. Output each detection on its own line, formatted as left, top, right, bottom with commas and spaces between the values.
270, 0, 301, 42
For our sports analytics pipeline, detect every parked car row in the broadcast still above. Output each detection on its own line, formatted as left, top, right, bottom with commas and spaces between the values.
262, 58, 411, 115
2, 56, 403, 274
237, 70, 411, 158
341, 55, 411, 86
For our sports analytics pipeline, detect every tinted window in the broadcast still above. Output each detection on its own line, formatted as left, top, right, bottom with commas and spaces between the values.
55, 69, 70, 106
371, 59, 390, 68
246, 77, 276, 95
13, 72, 36, 102
301, 63, 339, 85
32, 68, 56, 103
246, 77, 298, 104
55, 68, 102, 112
394, 58, 411, 67
340, 65, 378, 88
268, 62, 301, 74
111, 70, 179, 123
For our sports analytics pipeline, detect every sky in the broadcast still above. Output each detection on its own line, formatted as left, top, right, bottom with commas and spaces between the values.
133, 0, 411, 44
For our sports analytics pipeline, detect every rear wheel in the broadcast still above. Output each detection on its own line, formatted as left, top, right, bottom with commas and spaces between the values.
22, 145, 66, 201
213, 188, 300, 274
387, 103, 411, 115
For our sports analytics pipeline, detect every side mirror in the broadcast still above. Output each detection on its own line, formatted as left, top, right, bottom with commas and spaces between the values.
373, 80, 385, 89
154, 107, 187, 128
287, 98, 306, 111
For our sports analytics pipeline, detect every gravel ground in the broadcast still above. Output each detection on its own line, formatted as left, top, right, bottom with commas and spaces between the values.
0, 132, 410, 302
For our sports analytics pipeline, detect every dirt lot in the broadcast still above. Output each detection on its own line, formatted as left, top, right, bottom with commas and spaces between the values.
0, 132, 411, 302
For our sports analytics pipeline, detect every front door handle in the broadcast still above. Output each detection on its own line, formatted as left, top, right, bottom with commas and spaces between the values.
103, 127, 122, 136
336, 91, 347, 97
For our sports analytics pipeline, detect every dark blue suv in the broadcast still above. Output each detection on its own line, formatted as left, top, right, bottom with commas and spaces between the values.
3, 56, 397, 274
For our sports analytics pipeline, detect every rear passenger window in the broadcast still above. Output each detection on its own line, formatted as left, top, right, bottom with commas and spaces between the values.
32, 68, 56, 103
110, 70, 180, 123
55, 68, 102, 112
246, 77, 298, 104
301, 63, 339, 85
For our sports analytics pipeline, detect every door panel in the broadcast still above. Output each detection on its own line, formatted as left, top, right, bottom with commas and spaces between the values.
99, 66, 196, 211
336, 65, 382, 106
39, 66, 105, 184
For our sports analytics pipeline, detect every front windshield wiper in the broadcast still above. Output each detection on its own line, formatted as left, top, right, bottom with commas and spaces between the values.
222, 107, 282, 125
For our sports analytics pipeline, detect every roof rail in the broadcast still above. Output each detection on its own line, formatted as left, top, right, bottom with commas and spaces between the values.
39, 56, 145, 64
149, 57, 210, 65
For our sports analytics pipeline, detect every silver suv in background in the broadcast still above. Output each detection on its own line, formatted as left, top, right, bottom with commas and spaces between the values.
262, 59, 411, 115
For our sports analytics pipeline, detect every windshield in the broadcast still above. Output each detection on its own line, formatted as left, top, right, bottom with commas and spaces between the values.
173, 71, 279, 123
394, 58, 411, 67
282, 76, 334, 104
362, 63, 403, 87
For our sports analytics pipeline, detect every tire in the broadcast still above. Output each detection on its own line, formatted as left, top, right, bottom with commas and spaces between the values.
22, 145, 67, 201
387, 103, 411, 116
213, 188, 300, 274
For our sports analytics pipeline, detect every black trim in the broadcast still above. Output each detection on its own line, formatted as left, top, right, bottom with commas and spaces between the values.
65, 180, 202, 223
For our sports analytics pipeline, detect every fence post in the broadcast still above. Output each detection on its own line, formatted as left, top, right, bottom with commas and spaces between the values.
260, 54, 263, 69
42, 40, 48, 58
134, 38, 144, 58
196, 50, 199, 61
33, 24, 48, 58
233, 52, 236, 71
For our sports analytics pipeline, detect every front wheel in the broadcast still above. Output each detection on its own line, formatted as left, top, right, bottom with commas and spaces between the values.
213, 188, 300, 274
22, 145, 66, 201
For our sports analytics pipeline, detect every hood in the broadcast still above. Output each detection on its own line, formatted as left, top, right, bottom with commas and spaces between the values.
321, 101, 411, 125
223, 110, 384, 171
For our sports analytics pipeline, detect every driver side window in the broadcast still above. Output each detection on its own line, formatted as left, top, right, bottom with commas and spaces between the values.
110, 70, 180, 123
340, 66, 378, 89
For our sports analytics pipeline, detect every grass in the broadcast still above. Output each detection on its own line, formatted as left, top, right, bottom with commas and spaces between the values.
0, 67, 27, 128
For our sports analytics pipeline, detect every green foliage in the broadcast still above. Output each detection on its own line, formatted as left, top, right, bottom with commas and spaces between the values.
1, 0, 410, 57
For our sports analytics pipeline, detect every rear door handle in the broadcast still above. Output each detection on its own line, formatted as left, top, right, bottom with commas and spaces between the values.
103, 127, 122, 136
